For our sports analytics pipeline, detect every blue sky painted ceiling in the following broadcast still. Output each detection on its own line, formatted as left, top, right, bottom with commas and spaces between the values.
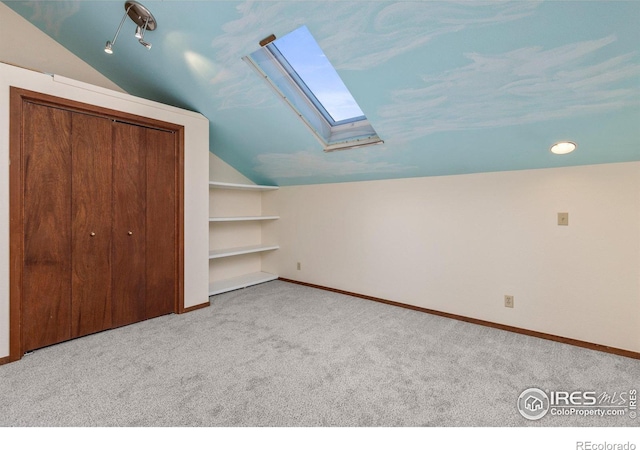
4, 0, 640, 186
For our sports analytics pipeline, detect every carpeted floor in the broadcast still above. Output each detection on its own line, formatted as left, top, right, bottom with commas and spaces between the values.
0, 280, 638, 427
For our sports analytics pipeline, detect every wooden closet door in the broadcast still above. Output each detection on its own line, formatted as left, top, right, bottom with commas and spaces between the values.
145, 128, 177, 318
112, 122, 147, 327
22, 102, 72, 352
71, 113, 113, 337
10, 88, 184, 362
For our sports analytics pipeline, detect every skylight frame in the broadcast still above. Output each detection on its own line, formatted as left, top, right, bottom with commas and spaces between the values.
267, 43, 366, 127
243, 27, 383, 152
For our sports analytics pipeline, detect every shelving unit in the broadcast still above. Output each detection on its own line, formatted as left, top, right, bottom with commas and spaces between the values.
209, 181, 279, 296
208, 272, 279, 296
209, 244, 279, 259
209, 181, 279, 191
209, 215, 279, 222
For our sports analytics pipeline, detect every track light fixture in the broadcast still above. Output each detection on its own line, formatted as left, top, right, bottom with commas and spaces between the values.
104, 1, 157, 55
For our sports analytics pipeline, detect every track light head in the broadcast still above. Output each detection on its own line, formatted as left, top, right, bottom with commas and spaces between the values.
135, 17, 149, 39
139, 39, 152, 50
104, 41, 114, 54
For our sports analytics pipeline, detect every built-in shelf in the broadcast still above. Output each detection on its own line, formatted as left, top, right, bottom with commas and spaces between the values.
209, 244, 279, 259
209, 215, 279, 222
209, 271, 278, 296
209, 180, 279, 296
209, 181, 279, 191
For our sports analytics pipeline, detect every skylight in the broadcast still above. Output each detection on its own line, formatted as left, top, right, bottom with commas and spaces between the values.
271, 26, 364, 124
243, 26, 382, 152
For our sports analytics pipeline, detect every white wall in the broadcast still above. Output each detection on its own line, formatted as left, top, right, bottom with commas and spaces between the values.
0, 3, 124, 93
263, 162, 640, 353
209, 153, 253, 184
0, 63, 211, 359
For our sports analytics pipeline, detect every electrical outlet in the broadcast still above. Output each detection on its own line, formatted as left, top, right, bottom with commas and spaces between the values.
504, 295, 514, 308
297, 262, 301, 270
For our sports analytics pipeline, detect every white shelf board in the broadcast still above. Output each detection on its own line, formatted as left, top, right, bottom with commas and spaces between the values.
209, 215, 279, 222
209, 181, 278, 191
209, 271, 278, 296
209, 244, 279, 259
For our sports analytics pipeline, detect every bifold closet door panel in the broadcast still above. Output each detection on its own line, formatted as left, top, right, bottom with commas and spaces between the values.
145, 128, 177, 319
112, 122, 147, 328
71, 113, 113, 338
22, 103, 72, 352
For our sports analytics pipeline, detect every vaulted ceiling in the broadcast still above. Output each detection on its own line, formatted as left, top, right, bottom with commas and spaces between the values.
5, 1, 640, 186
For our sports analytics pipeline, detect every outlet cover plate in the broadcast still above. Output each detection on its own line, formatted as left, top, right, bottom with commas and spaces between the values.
505, 295, 514, 308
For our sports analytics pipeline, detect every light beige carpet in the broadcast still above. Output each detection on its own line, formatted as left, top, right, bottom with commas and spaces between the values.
0, 280, 638, 426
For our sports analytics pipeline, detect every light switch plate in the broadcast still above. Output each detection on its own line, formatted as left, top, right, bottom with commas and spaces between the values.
558, 212, 569, 226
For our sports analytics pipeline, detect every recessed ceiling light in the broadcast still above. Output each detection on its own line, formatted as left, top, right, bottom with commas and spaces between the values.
550, 141, 577, 155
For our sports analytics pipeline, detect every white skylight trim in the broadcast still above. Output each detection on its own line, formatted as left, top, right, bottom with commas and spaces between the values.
243, 26, 382, 152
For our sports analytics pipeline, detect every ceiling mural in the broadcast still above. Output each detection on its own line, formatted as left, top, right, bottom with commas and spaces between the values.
4, 0, 639, 186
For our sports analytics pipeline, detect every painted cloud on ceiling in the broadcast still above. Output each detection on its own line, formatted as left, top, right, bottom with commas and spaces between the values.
253, 151, 416, 179
211, 0, 541, 110
378, 35, 640, 140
